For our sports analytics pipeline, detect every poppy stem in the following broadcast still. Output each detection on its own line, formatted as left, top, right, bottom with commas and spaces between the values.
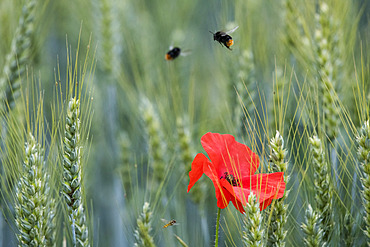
215, 207, 221, 247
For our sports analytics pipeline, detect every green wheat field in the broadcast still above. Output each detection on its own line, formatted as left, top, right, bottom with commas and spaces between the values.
0, 0, 369, 246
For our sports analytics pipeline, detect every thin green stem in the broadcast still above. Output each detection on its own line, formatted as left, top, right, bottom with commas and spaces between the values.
215, 208, 221, 247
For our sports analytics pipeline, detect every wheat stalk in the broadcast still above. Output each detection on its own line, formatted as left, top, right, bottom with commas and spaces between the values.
314, 1, 340, 140
119, 131, 133, 199
15, 133, 55, 247
176, 116, 205, 204
0, 0, 37, 111
234, 50, 257, 138
134, 202, 156, 247
243, 193, 263, 247
309, 135, 334, 243
266, 131, 289, 247
356, 120, 370, 244
301, 204, 324, 247
62, 98, 90, 247
140, 97, 166, 189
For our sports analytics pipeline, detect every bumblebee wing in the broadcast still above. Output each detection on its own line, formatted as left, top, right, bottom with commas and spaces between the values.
226, 26, 239, 35
180, 50, 191, 57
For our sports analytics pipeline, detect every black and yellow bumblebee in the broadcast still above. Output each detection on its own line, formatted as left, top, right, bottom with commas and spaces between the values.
165, 47, 181, 60
165, 46, 191, 60
210, 26, 239, 50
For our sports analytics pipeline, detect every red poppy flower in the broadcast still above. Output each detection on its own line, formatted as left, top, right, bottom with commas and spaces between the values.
187, 132, 286, 213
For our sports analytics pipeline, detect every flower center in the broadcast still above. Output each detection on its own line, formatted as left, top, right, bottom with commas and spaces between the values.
220, 172, 239, 186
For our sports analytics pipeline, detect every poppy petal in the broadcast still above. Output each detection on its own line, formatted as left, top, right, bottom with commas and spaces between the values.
231, 196, 245, 214
227, 172, 286, 210
187, 153, 211, 193
220, 179, 245, 212
215, 186, 232, 209
201, 132, 259, 178
219, 179, 245, 213
204, 163, 232, 209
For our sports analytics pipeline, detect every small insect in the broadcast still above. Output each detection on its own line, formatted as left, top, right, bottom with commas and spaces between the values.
210, 26, 239, 50
165, 47, 181, 60
220, 172, 240, 186
161, 219, 179, 228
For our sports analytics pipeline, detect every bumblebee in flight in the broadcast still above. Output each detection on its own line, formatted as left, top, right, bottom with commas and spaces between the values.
210, 26, 239, 50
165, 47, 181, 60
165, 46, 191, 60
